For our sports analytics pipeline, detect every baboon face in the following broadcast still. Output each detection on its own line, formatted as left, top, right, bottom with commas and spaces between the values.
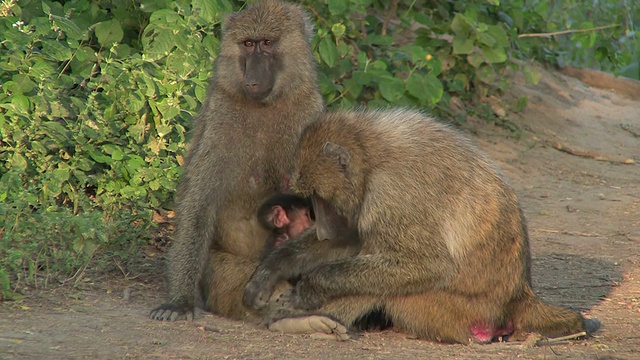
239, 38, 278, 100
291, 134, 358, 241
218, 0, 314, 103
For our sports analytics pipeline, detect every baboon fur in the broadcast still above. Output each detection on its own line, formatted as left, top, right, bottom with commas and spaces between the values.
247, 108, 596, 343
150, 0, 323, 321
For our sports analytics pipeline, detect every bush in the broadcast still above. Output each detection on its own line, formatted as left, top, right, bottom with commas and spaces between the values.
0, 0, 636, 299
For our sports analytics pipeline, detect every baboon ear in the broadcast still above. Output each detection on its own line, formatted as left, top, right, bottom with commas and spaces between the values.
322, 142, 351, 171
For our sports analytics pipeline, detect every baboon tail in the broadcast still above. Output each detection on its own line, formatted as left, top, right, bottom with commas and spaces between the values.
510, 287, 600, 337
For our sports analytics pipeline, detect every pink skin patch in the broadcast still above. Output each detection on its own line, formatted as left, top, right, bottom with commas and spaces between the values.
252, 171, 261, 185
273, 235, 288, 248
469, 322, 514, 343
280, 174, 291, 191
470, 323, 495, 344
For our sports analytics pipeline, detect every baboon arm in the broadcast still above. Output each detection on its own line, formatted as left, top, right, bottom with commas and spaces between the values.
243, 227, 358, 310
263, 227, 358, 280
152, 151, 227, 319
298, 253, 455, 302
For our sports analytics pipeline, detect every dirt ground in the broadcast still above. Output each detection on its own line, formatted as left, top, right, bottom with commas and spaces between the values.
1, 65, 639, 359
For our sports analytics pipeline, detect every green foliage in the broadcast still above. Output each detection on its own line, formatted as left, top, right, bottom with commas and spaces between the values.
0, 0, 226, 298
0, 0, 637, 299
522, 0, 639, 78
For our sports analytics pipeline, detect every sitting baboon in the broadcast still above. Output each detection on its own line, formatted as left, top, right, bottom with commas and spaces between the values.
150, 0, 325, 322
244, 108, 600, 344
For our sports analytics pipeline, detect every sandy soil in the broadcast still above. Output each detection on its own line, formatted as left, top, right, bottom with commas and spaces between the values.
1, 65, 639, 359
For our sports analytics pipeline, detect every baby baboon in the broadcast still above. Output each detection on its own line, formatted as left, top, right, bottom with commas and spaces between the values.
150, 0, 324, 322
257, 193, 314, 252
245, 108, 600, 343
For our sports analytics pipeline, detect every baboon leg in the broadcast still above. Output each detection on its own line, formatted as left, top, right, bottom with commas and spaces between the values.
267, 296, 381, 341
508, 286, 588, 339
386, 291, 507, 344
202, 251, 260, 321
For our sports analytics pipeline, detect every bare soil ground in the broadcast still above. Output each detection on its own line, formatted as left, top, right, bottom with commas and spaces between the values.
2, 65, 639, 359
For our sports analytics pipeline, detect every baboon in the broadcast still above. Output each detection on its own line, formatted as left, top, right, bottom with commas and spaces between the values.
257, 193, 315, 252
149, 0, 325, 322
244, 108, 600, 343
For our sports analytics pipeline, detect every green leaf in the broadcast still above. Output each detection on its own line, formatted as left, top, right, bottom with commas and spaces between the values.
11, 95, 30, 113
52, 15, 86, 41
41, 40, 73, 61
467, 52, 484, 67
453, 35, 474, 55
11, 74, 36, 94
156, 125, 172, 137
406, 74, 427, 100
192, 0, 220, 22
87, 149, 112, 164
351, 71, 372, 86
331, 23, 346, 39
423, 74, 444, 105
95, 19, 124, 47
407, 74, 444, 105
477, 32, 496, 47
41, 1, 51, 15
53, 169, 69, 184
155, 99, 180, 120
480, 45, 507, 64
43, 121, 71, 143
451, 13, 472, 37
195, 84, 207, 103
343, 78, 362, 99
125, 155, 146, 173
487, 25, 509, 47
476, 65, 497, 84
11, 153, 28, 171
327, 0, 347, 15
111, 148, 125, 161
318, 37, 338, 67
378, 76, 405, 102
143, 27, 176, 60
127, 91, 146, 113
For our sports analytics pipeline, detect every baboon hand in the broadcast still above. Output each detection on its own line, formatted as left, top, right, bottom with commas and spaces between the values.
243, 269, 279, 310
291, 277, 326, 311
149, 300, 195, 321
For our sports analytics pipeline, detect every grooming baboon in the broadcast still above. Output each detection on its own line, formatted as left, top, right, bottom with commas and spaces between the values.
149, 0, 325, 322
244, 108, 600, 343
257, 193, 315, 253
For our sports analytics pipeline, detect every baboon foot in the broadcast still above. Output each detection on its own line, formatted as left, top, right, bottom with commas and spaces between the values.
584, 318, 601, 335
149, 302, 195, 321
269, 315, 350, 341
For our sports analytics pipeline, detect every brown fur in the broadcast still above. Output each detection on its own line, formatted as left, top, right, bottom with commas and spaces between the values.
247, 108, 593, 343
150, 0, 323, 321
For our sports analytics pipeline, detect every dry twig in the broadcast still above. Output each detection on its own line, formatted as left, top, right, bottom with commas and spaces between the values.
545, 140, 635, 164
621, 124, 640, 138
536, 332, 587, 346
534, 228, 605, 237
519, 24, 619, 38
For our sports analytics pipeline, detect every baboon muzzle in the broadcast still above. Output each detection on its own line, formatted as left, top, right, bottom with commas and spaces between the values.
244, 52, 275, 101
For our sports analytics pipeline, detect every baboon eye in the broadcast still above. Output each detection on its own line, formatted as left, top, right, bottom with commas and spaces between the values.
243, 40, 254, 47
262, 39, 272, 47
